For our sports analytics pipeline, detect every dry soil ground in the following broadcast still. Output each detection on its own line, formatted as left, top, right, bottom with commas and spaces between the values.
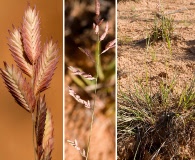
118, 0, 195, 159
118, 0, 195, 94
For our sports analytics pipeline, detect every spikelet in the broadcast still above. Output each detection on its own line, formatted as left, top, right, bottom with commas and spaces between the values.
67, 139, 86, 158
78, 47, 95, 62
0, 62, 35, 112
68, 87, 91, 108
42, 109, 54, 160
100, 22, 109, 41
22, 6, 41, 64
33, 40, 58, 95
101, 39, 116, 54
8, 27, 33, 77
93, 0, 104, 34
93, 23, 99, 34
35, 95, 47, 159
68, 66, 95, 80
95, 0, 100, 16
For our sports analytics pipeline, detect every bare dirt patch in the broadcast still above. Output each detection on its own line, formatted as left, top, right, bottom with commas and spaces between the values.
118, 0, 195, 94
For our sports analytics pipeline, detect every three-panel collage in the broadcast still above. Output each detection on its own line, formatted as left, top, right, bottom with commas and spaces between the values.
0, 0, 195, 160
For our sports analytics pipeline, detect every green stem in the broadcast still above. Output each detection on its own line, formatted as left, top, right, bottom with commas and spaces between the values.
85, 86, 96, 160
86, 35, 100, 160
95, 39, 104, 81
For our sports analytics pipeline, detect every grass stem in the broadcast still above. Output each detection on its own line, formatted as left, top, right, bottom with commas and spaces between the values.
86, 34, 100, 160
32, 113, 38, 160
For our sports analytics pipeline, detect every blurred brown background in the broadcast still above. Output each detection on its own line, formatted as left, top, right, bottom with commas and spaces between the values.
65, 0, 115, 159
0, 0, 63, 160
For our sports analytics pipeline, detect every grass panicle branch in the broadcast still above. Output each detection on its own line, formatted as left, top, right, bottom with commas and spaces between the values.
78, 47, 95, 63
100, 22, 109, 41
68, 66, 95, 80
68, 87, 91, 108
67, 139, 86, 158
101, 39, 116, 54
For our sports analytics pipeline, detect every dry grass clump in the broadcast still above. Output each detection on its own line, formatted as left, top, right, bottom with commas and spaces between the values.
0, 5, 58, 160
147, 15, 174, 45
118, 79, 195, 160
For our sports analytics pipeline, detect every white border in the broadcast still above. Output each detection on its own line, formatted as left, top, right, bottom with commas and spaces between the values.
63, 0, 65, 159
115, 0, 117, 159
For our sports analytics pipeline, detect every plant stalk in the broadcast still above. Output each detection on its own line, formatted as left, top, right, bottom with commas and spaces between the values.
86, 34, 101, 160
32, 113, 38, 160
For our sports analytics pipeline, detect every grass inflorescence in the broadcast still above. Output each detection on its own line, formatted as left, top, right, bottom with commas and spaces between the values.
0, 5, 59, 160
67, 0, 115, 159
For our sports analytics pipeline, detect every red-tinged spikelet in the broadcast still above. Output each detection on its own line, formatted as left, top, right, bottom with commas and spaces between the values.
78, 47, 95, 62
0, 62, 35, 112
35, 95, 47, 159
42, 108, 54, 160
68, 87, 91, 108
33, 40, 59, 95
95, 0, 100, 16
101, 39, 116, 54
68, 66, 95, 80
67, 139, 86, 158
100, 22, 109, 41
8, 27, 33, 77
22, 6, 41, 64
